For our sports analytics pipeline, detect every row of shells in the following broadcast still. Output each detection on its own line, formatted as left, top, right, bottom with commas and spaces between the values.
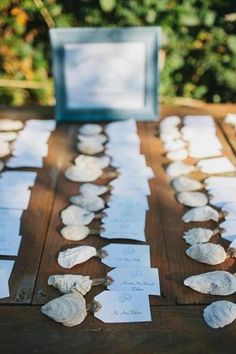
159, 115, 236, 329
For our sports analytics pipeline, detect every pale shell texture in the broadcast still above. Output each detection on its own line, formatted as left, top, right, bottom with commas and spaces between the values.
184, 271, 236, 296
0, 142, 11, 158
0, 131, 17, 142
74, 154, 109, 170
176, 191, 208, 207
164, 139, 186, 152
96, 155, 111, 169
0, 119, 23, 131
65, 165, 102, 182
70, 194, 105, 212
61, 205, 94, 226
41, 291, 87, 327
183, 228, 214, 245
78, 134, 107, 144
79, 123, 103, 136
79, 183, 108, 197
0, 160, 4, 172
60, 225, 90, 241
186, 243, 227, 265
58, 245, 97, 269
160, 116, 181, 127
160, 130, 181, 142
166, 161, 196, 178
166, 148, 188, 161
48, 274, 93, 295
182, 206, 219, 223
172, 176, 202, 192
203, 301, 236, 329
77, 141, 104, 155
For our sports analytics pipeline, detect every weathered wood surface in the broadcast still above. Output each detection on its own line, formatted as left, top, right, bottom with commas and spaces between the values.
0, 104, 236, 353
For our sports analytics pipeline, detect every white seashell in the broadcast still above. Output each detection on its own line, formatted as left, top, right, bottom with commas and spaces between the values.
166, 161, 196, 178
78, 134, 107, 144
70, 194, 105, 212
74, 154, 109, 170
0, 131, 17, 142
182, 206, 219, 223
160, 116, 181, 127
77, 141, 104, 155
166, 148, 188, 161
60, 225, 90, 241
164, 139, 186, 152
0, 160, 4, 172
225, 113, 236, 126
227, 239, 236, 258
172, 176, 202, 192
58, 245, 97, 269
184, 271, 236, 296
183, 228, 214, 245
79, 123, 103, 136
79, 183, 108, 197
160, 130, 181, 142
48, 274, 93, 295
95, 155, 110, 169
203, 301, 236, 328
176, 191, 208, 207
65, 165, 102, 182
0, 119, 23, 131
160, 125, 180, 135
41, 290, 87, 327
0, 142, 11, 158
61, 205, 94, 226
186, 243, 227, 265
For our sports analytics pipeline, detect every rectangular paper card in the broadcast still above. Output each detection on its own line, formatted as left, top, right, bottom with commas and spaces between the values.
0, 235, 22, 256
197, 157, 236, 174
102, 244, 151, 268
108, 195, 149, 211
0, 268, 10, 299
107, 267, 160, 295
26, 119, 56, 131
220, 221, 236, 242
94, 290, 151, 323
0, 260, 15, 279
222, 203, 236, 220
101, 225, 146, 242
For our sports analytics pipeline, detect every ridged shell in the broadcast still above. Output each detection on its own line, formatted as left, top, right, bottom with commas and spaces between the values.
70, 194, 105, 212
160, 130, 181, 142
0, 160, 4, 172
0, 132, 17, 142
65, 165, 102, 182
79, 183, 108, 197
182, 206, 219, 223
0, 142, 11, 158
183, 228, 214, 245
61, 205, 94, 226
160, 116, 181, 127
203, 301, 236, 328
77, 141, 104, 155
166, 161, 195, 178
58, 245, 97, 269
186, 243, 227, 265
172, 176, 202, 192
166, 148, 188, 161
184, 271, 236, 296
78, 134, 107, 144
41, 291, 87, 327
0, 119, 23, 131
48, 274, 93, 295
164, 139, 186, 152
60, 225, 90, 241
176, 192, 208, 207
79, 123, 102, 136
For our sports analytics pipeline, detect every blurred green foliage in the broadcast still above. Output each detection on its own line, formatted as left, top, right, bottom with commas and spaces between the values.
0, 0, 235, 105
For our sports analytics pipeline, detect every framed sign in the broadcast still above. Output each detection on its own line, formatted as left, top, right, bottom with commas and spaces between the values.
50, 27, 161, 122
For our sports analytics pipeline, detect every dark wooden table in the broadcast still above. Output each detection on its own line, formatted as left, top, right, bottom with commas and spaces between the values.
1, 104, 236, 354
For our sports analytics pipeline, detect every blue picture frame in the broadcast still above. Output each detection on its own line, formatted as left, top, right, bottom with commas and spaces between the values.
50, 27, 161, 122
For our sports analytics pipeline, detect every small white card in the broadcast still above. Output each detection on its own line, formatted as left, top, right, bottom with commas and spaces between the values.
0, 189, 31, 209
102, 244, 151, 268
0, 268, 10, 299
108, 194, 149, 211
197, 157, 236, 174
209, 190, 236, 207
26, 119, 56, 131
94, 290, 151, 323
107, 267, 160, 295
101, 225, 146, 242
183, 115, 214, 126
110, 177, 150, 195
0, 217, 21, 238
0, 171, 37, 187
222, 203, 236, 220
0, 260, 15, 279
7, 156, 44, 168
0, 235, 22, 256
220, 221, 236, 242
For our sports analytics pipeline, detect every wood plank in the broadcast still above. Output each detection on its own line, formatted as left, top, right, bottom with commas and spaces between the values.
33, 122, 175, 305
0, 124, 66, 303
151, 118, 236, 305
0, 306, 235, 354
220, 121, 236, 157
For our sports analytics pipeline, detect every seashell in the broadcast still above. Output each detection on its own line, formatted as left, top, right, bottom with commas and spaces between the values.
172, 176, 202, 192
0, 119, 23, 131
186, 243, 227, 265
203, 301, 236, 328
184, 271, 236, 296
78, 134, 107, 144
227, 239, 236, 258
77, 141, 104, 155
176, 191, 208, 207
0, 160, 4, 172
61, 205, 94, 226
166, 161, 196, 178
48, 274, 93, 295
182, 206, 219, 223
41, 290, 87, 327
164, 139, 186, 152
183, 228, 214, 245
166, 148, 188, 161
74, 154, 109, 170
0, 132, 17, 142
160, 116, 181, 128
65, 164, 102, 183
60, 225, 90, 241
79, 123, 103, 136
70, 194, 105, 212
79, 183, 108, 197
225, 113, 236, 126
58, 245, 97, 269
160, 130, 181, 142
0, 142, 11, 158
160, 125, 180, 135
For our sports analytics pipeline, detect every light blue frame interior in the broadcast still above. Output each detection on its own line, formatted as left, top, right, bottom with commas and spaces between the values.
50, 27, 161, 122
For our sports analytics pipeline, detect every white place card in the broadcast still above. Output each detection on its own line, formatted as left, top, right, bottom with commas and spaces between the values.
101, 225, 146, 242
0, 171, 37, 187
94, 290, 151, 323
102, 244, 151, 268
108, 194, 149, 211
197, 157, 236, 174
0, 260, 15, 279
0, 268, 10, 299
0, 217, 21, 238
6, 156, 44, 168
209, 190, 236, 207
0, 189, 31, 209
0, 235, 22, 256
26, 119, 56, 131
220, 221, 236, 242
222, 203, 236, 220
107, 267, 160, 295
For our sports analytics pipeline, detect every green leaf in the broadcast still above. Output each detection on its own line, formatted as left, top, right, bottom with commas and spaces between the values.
228, 36, 236, 53
99, 0, 116, 13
